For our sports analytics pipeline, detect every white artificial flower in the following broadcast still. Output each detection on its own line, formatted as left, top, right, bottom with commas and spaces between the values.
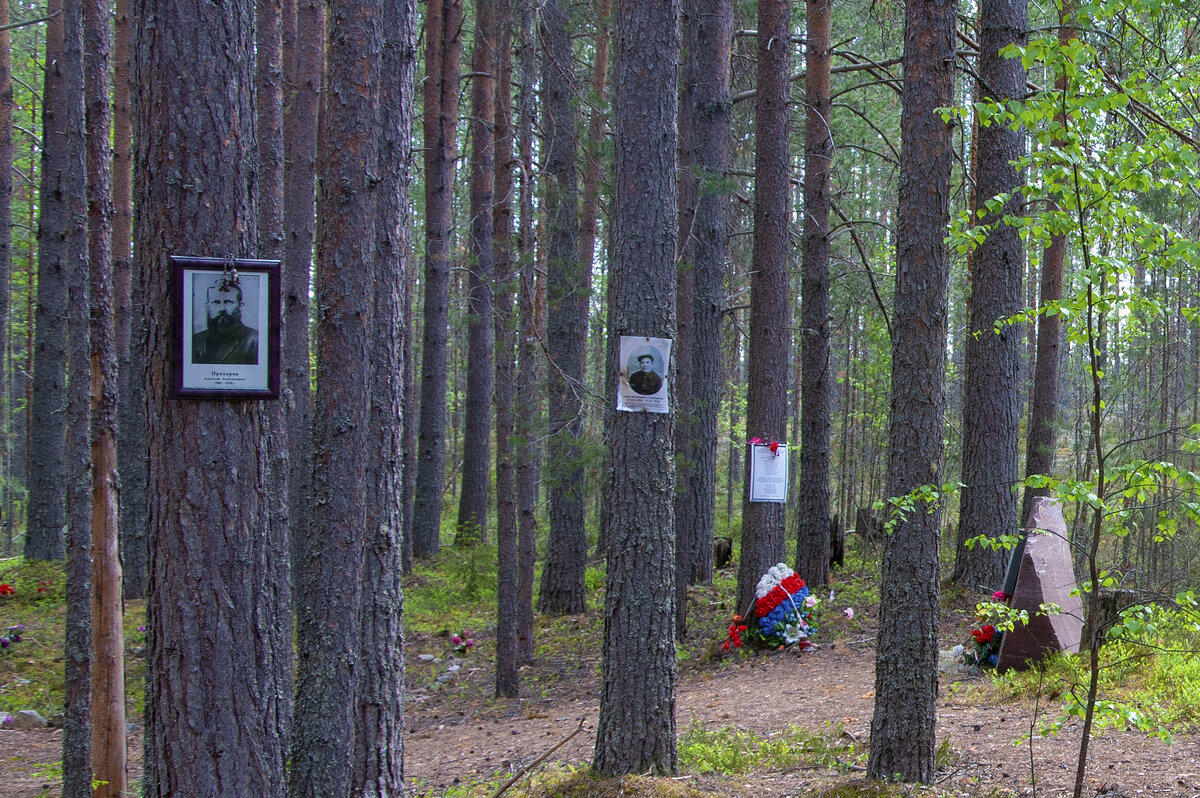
805, 595, 818, 608
783, 621, 809, 644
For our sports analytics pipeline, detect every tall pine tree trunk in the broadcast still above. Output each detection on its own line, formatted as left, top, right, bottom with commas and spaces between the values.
493, 0, 520, 698
353, 1, 415, 789
795, 0, 833, 588
290, 0, 382, 793
538, 0, 587, 613
114, 0, 145, 599
514, 0, 540, 661
133, 2, 290, 794
413, 0, 463, 559
61, 3, 91, 795
736, 0, 791, 617
682, 0, 730, 590
675, 0, 731, 635
456, 0, 496, 545
0, 0, 10, 555
28, 0, 67, 562
1021, 8, 1071, 525
282, 0, 322, 579
594, 0, 679, 776
952, 0, 1027, 590
84, 0, 126, 792
868, 0, 958, 782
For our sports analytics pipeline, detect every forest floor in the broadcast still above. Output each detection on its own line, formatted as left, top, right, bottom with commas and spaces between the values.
3, 567, 1200, 797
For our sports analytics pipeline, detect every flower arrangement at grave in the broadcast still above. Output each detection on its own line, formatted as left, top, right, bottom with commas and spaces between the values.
954, 622, 1004, 668
750, 563, 818, 650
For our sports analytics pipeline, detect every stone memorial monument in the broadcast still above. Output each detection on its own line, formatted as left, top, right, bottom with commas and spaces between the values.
996, 497, 1085, 672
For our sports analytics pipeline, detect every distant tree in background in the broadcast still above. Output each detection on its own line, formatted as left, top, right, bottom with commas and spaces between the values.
736, 0, 791, 617
27, 0, 66, 562
952, 0, 1028, 591
539, 0, 587, 614
795, 0, 834, 589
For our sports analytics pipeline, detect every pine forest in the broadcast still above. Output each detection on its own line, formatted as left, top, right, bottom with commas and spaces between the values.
1, 0, 1200, 796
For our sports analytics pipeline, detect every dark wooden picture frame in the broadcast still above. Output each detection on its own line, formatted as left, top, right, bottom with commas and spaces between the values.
171, 256, 281, 399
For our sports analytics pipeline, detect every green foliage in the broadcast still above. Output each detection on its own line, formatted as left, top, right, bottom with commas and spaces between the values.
405, 544, 500, 636
988, 596, 1200, 742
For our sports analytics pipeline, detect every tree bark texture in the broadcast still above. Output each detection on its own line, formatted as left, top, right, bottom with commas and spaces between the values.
28, 0, 67, 562
675, 0, 732, 635
0, 0, 10, 554
538, 0, 588, 614
85, 0, 126, 791
593, 0, 679, 776
1021, 13, 1071, 526
681, 0, 730, 591
61, 3, 91, 795
353, 1, 415, 790
133, 2, 291, 794
867, 0, 957, 783
290, 0, 382, 794
493, 0, 520, 698
514, 0, 539, 661
673, 0, 697, 638
456, 0, 496, 545
282, 0, 322, 579
114, 0, 146, 599
952, 0, 1027, 591
736, 0, 791, 618
413, 0, 463, 559
795, 0, 834, 589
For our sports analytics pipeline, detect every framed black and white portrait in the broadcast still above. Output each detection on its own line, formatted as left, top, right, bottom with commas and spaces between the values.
171, 256, 281, 399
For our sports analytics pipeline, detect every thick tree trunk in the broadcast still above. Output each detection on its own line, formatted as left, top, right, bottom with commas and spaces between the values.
795, 0, 834, 589
289, 0, 382, 794
593, 0, 679, 776
538, 0, 587, 614
353, 2, 414, 790
456, 0, 496, 546
28, 0, 67, 562
952, 0, 1027, 591
514, 0, 539, 661
736, 0, 791, 617
493, 0, 520, 698
61, 3, 90, 795
413, 0, 463, 559
84, 0, 126, 792
133, 2, 290, 794
867, 0, 958, 783
113, 0, 145, 599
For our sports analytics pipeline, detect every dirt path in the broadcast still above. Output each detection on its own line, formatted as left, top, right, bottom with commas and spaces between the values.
404, 638, 1200, 797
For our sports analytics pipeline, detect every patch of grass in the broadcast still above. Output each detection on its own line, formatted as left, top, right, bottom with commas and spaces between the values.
678, 721, 859, 776
405, 543, 500, 637
0, 560, 146, 723
523, 769, 721, 797
0, 559, 68, 719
